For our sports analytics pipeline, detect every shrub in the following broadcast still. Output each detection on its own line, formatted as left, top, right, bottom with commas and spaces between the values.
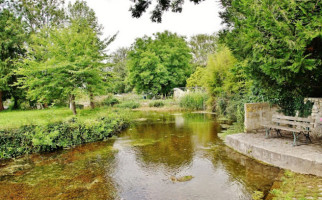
179, 92, 208, 110
0, 115, 129, 159
149, 101, 165, 107
103, 95, 120, 107
116, 101, 140, 109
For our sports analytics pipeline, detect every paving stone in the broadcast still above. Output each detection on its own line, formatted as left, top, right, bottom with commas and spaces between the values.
225, 133, 322, 176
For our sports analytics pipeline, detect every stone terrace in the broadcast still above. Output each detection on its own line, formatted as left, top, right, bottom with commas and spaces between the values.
225, 132, 322, 176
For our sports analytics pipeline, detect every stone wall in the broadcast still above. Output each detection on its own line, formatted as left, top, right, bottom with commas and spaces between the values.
244, 103, 278, 133
244, 99, 322, 138
305, 98, 322, 138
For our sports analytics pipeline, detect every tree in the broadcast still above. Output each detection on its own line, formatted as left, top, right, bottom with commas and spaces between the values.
186, 67, 206, 88
17, 22, 106, 115
129, 0, 205, 22
130, 0, 322, 111
67, 0, 102, 34
189, 33, 217, 67
110, 47, 130, 93
12, 0, 65, 32
219, 0, 322, 107
66, 0, 117, 108
0, 9, 25, 111
127, 31, 192, 96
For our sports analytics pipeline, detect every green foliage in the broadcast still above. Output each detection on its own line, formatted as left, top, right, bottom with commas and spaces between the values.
116, 101, 140, 109
189, 34, 217, 67
17, 22, 106, 112
103, 95, 120, 107
109, 47, 130, 93
0, 8, 26, 110
271, 95, 314, 117
0, 114, 129, 159
11, 0, 65, 32
127, 31, 192, 96
179, 91, 208, 110
149, 101, 165, 107
186, 66, 207, 88
220, 0, 322, 109
205, 46, 244, 97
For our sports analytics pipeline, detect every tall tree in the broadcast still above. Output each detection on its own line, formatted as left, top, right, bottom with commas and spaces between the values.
66, 0, 117, 108
0, 8, 25, 111
17, 22, 106, 114
13, 0, 65, 32
127, 31, 192, 96
189, 33, 217, 67
110, 47, 130, 93
219, 0, 322, 107
67, 0, 102, 34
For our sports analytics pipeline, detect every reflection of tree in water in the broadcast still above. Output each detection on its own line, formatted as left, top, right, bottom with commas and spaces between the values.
127, 113, 221, 173
208, 144, 280, 197
128, 122, 194, 173
0, 140, 119, 200
187, 118, 222, 147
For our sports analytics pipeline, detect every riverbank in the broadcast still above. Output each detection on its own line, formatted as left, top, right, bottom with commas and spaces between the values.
225, 133, 322, 176
225, 132, 322, 200
0, 107, 132, 159
0, 112, 281, 200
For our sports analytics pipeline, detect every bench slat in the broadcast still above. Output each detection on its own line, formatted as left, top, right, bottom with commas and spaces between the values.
263, 124, 302, 133
273, 114, 313, 122
272, 119, 314, 129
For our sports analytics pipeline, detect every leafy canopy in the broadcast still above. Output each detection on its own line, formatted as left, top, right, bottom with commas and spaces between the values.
220, 0, 322, 108
127, 31, 192, 96
0, 8, 26, 110
189, 34, 217, 67
17, 22, 106, 104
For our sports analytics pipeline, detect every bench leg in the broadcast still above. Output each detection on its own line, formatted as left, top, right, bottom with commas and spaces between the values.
304, 132, 312, 144
265, 128, 270, 138
292, 132, 300, 146
276, 129, 282, 137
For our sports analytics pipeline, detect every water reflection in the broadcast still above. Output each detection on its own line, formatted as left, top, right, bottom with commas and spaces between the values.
113, 113, 280, 200
0, 112, 280, 200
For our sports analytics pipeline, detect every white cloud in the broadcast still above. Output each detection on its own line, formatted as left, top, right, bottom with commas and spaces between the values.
73, 0, 223, 52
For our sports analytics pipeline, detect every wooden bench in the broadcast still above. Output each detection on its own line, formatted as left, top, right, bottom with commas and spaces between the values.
262, 114, 314, 146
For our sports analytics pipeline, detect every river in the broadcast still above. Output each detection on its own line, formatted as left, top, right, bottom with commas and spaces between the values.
0, 112, 280, 199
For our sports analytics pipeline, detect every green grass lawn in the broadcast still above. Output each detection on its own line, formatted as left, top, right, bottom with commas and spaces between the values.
0, 107, 121, 129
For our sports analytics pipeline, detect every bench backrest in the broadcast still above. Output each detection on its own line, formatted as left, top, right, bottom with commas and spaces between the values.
272, 114, 314, 130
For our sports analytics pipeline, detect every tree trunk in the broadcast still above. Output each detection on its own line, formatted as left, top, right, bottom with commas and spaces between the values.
43, 103, 48, 109
0, 91, 4, 111
89, 92, 95, 109
69, 94, 77, 115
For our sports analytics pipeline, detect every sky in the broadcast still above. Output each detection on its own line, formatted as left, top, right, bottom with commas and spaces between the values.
77, 0, 224, 52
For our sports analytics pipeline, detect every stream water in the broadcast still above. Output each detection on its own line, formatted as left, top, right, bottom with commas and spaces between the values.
0, 112, 281, 200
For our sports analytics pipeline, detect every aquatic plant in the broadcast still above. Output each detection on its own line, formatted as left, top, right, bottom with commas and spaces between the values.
179, 91, 208, 110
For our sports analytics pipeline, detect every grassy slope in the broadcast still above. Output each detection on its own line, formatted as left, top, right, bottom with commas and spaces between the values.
0, 107, 124, 130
